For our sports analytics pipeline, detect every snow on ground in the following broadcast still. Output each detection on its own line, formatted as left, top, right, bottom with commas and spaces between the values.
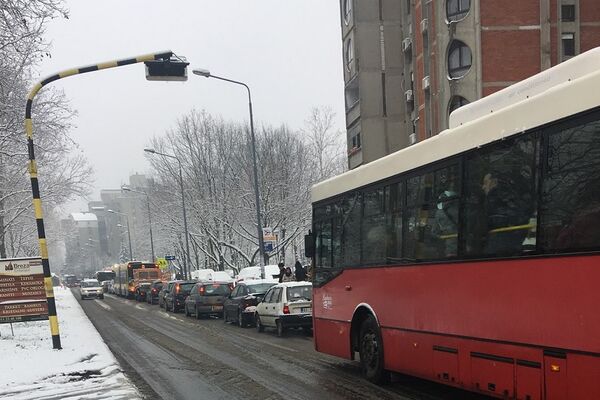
0, 287, 140, 399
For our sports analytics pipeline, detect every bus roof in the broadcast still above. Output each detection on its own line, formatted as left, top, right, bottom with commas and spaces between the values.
312, 47, 600, 203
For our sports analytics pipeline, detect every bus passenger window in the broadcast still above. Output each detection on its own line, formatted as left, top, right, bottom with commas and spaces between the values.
341, 193, 361, 266
541, 115, 600, 251
362, 188, 386, 264
464, 136, 536, 257
385, 182, 403, 262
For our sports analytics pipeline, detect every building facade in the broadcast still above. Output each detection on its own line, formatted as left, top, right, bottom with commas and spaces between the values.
340, 0, 600, 168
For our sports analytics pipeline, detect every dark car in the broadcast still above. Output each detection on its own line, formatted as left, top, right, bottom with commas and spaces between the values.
135, 282, 152, 302
158, 282, 172, 309
223, 280, 276, 327
146, 280, 164, 304
164, 280, 196, 313
184, 281, 232, 319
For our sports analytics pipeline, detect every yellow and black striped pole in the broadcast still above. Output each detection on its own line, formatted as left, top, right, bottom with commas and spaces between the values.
25, 50, 174, 350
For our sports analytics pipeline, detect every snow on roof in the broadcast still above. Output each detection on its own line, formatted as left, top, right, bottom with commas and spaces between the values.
70, 212, 98, 222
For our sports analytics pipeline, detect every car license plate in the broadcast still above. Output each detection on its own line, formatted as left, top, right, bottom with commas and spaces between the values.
301, 307, 311, 313
212, 305, 223, 311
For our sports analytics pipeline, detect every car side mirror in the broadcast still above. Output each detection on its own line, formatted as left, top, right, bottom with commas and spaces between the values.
304, 231, 314, 258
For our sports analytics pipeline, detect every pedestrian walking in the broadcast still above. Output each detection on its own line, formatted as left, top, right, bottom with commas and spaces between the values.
278, 262, 285, 283
282, 267, 295, 282
294, 261, 306, 281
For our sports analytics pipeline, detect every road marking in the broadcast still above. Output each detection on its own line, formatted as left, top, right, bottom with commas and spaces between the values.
95, 300, 112, 311
135, 304, 147, 311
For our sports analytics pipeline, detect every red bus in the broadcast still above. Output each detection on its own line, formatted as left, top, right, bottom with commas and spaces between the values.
309, 48, 600, 399
112, 261, 160, 298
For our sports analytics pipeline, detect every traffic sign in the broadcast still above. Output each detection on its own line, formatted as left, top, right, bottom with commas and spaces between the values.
165, 255, 176, 261
156, 258, 168, 270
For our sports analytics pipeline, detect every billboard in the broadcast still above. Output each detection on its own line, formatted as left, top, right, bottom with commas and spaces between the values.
0, 257, 48, 324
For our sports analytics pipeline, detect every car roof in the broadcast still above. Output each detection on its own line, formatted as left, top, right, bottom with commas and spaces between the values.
274, 282, 313, 288
243, 280, 277, 286
82, 278, 99, 283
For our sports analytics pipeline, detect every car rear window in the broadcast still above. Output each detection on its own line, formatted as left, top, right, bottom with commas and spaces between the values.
179, 283, 196, 293
154, 283, 163, 289
81, 281, 100, 288
247, 283, 275, 294
201, 284, 231, 296
287, 286, 312, 301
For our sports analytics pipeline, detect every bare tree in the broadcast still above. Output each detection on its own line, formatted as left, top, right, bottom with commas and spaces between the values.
0, 0, 92, 258
301, 106, 346, 181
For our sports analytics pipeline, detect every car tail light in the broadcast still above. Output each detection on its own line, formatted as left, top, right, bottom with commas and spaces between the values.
175, 284, 180, 294
152, 288, 157, 294
228, 283, 234, 291
198, 286, 205, 295
129, 286, 135, 292
283, 305, 290, 314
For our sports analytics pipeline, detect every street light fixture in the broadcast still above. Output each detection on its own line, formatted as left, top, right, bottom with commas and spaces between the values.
144, 148, 191, 279
191, 68, 266, 278
122, 185, 155, 262
108, 209, 133, 261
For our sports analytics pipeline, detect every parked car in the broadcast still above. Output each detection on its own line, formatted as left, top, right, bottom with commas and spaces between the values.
184, 281, 232, 319
79, 279, 104, 300
135, 282, 152, 302
255, 282, 312, 337
223, 280, 276, 327
164, 280, 196, 312
236, 265, 280, 283
146, 280, 164, 304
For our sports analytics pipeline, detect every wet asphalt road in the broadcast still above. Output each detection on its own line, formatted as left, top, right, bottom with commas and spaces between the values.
75, 292, 491, 400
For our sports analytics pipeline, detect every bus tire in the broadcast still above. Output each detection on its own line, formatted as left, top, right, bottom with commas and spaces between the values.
359, 314, 390, 385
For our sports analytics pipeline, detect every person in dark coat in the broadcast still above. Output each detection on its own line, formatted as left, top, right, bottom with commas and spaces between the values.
277, 262, 285, 283
294, 261, 307, 281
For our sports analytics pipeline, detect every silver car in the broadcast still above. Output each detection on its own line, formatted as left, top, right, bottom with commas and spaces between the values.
79, 279, 104, 300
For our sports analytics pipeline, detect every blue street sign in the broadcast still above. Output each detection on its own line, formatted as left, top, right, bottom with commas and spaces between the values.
165, 255, 176, 261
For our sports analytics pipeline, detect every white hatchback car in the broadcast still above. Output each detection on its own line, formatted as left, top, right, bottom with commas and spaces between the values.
255, 282, 312, 337
79, 279, 104, 300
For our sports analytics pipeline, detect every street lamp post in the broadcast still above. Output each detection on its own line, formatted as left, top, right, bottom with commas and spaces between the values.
144, 149, 190, 279
122, 186, 155, 262
109, 210, 133, 261
192, 68, 266, 278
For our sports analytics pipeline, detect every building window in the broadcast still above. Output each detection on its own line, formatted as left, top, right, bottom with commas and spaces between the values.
562, 33, 575, 58
345, 38, 354, 72
345, 75, 360, 111
561, 4, 575, 22
446, 0, 470, 22
449, 96, 469, 115
447, 40, 472, 79
343, 0, 352, 25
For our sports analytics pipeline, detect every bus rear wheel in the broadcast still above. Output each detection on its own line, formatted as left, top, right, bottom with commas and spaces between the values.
359, 314, 390, 384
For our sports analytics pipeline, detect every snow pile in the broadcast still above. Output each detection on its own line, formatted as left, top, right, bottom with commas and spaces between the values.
0, 287, 139, 399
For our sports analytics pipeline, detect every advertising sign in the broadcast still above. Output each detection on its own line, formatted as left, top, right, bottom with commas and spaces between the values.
0, 257, 48, 324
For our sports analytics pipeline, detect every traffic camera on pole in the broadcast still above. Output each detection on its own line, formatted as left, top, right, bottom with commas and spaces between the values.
145, 55, 189, 81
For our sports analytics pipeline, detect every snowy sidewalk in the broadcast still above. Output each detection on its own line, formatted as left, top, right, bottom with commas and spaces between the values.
0, 287, 140, 399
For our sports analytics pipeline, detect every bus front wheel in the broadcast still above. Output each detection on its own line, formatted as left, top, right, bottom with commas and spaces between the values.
359, 314, 390, 384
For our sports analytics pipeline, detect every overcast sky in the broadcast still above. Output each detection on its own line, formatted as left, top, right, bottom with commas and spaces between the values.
39, 1, 345, 212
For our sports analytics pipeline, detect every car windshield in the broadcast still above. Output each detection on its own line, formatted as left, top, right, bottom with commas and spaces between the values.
81, 281, 100, 288
140, 283, 151, 288
202, 284, 231, 296
287, 286, 312, 301
179, 283, 196, 293
247, 283, 275, 294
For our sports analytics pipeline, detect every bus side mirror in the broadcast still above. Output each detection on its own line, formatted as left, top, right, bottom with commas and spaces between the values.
304, 231, 314, 258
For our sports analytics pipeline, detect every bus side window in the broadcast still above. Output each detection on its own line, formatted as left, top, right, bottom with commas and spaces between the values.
464, 135, 537, 257
541, 115, 600, 251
